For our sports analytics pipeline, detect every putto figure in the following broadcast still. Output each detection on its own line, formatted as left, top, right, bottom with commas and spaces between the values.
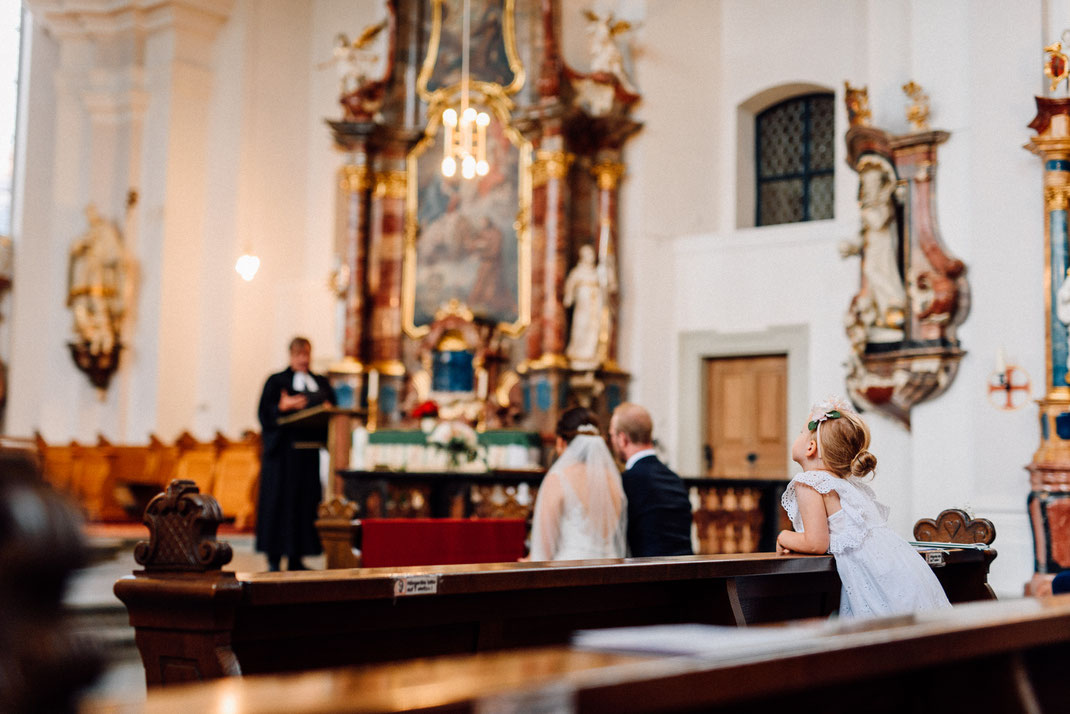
582, 10, 637, 94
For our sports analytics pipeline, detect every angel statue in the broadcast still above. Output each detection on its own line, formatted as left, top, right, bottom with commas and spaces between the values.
319, 21, 387, 100
582, 10, 637, 94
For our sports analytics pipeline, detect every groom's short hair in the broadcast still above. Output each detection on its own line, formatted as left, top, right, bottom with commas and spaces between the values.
612, 403, 653, 445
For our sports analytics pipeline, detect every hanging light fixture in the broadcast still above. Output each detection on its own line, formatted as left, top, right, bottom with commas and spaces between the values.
441, 0, 490, 180
235, 247, 260, 281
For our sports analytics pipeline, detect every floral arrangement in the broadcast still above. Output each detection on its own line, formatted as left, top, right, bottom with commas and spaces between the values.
411, 400, 439, 420
427, 420, 483, 469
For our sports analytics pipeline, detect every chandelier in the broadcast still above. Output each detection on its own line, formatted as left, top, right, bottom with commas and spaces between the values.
441, 0, 489, 180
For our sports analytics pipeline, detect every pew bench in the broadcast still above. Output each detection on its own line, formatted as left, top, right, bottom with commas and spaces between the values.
129, 594, 1069, 713
115, 481, 997, 687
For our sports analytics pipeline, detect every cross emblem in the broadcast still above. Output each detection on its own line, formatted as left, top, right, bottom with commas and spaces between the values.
987, 366, 1032, 410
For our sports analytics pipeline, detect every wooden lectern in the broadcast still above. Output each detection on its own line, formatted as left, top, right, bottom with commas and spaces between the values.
277, 404, 364, 499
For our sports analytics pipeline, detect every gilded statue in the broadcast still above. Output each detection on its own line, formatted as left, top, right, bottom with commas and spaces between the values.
902, 81, 930, 133
844, 81, 872, 128
67, 204, 127, 357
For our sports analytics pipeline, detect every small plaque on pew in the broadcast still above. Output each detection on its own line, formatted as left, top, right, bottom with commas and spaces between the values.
393, 574, 440, 596
924, 550, 946, 567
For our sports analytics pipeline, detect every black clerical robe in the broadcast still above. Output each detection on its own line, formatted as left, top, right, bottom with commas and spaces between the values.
255, 368, 335, 559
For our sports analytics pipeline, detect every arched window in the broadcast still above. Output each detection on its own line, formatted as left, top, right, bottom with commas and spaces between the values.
755, 93, 834, 226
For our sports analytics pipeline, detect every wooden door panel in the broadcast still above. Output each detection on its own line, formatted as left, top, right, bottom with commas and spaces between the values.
705, 355, 787, 479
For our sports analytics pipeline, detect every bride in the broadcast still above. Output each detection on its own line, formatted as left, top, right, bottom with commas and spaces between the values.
528, 407, 627, 560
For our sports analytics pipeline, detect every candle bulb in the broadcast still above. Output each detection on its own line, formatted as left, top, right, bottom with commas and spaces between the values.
367, 369, 379, 401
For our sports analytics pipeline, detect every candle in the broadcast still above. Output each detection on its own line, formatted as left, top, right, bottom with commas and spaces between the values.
996, 347, 1007, 375
367, 369, 379, 401
476, 370, 488, 400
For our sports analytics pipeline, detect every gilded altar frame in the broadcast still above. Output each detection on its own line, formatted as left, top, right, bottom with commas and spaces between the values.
402, 0, 531, 340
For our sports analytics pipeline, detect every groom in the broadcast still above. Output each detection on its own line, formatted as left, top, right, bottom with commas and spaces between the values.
609, 403, 694, 557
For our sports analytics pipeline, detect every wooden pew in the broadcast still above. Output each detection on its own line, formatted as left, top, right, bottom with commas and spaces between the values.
130, 594, 1070, 713
115, 481, 997, 687
212, 431, 261, 530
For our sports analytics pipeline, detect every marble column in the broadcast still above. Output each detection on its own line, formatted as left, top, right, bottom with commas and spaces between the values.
339, 159, 373, 363
532, 138, 572, 369
368, 146, 407, 425
1026, 97, 1070, 592
591, 157, 625, 373
16, 0, 233, 442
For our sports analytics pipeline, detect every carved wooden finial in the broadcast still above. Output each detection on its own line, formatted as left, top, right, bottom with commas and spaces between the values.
913, 508, 996, 545
134, 479, 233, 571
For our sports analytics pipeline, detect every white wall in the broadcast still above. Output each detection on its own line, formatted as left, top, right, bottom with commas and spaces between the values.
8, 0, 1055, 595
606, 0, 1044, 596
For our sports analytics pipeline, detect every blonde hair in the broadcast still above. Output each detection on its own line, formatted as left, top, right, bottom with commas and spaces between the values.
811, 411, 877, 478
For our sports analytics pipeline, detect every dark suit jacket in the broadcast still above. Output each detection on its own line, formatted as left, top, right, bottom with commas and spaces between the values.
621, 454, 694, 557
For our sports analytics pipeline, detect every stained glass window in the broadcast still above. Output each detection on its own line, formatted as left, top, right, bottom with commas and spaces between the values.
756, 93, 834, 226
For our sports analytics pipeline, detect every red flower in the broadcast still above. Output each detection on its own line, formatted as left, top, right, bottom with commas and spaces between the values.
412, 400, 439, 419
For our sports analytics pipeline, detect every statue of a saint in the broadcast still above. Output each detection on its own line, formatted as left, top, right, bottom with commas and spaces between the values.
840, 156, 907, 342
68, 204, 126, 356
564, 245, 613, 371
1056, 268, 1070, 377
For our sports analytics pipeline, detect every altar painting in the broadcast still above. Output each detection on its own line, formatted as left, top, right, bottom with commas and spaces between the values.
409, 114, 527, 331
419, 0, 523, 98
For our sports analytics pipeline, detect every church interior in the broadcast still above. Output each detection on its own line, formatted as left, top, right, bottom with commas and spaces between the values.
6, 0, 1070, 710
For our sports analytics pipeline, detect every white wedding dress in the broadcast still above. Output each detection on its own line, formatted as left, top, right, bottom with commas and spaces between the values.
529, 434, 627, 561
782, 470, 951, 618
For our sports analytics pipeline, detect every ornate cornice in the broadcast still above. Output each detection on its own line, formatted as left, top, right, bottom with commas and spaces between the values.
26, 0, 234, 40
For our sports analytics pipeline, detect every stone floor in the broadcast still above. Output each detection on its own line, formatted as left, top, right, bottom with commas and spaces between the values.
70, 524, 325, 708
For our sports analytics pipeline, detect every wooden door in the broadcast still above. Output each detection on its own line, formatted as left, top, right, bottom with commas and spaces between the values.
704, 355, 787, 479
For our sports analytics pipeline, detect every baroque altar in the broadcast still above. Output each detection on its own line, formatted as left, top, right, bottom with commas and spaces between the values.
324, 0, 641, 451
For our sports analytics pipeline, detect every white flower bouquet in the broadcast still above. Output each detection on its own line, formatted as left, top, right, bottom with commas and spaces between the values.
427, 421, 485, 470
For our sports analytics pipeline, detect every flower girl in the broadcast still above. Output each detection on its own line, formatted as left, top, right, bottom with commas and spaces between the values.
777, 398, 951, 618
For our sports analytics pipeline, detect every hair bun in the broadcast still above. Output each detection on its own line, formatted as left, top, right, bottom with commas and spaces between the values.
850, 450, 877, 477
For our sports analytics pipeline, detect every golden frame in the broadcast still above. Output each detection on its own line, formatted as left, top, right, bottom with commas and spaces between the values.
416, 0, 525, 105
403, 0, 531, 340
403, 116, 532, 339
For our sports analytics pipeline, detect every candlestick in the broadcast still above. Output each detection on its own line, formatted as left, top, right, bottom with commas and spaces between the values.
367, 369, 379, 401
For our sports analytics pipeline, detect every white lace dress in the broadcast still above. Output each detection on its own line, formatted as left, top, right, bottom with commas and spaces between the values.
782, 470, 952, 618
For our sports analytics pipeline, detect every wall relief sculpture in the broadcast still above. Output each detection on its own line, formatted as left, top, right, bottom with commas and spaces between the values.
841, 83, 969, 428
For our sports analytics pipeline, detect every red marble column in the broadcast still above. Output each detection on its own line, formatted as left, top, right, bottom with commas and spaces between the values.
340, 161, 373, 362
526, 171, 547, 364
535, 141, 573, 368
592, 158, 625, 372
368, 154, 407, 378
